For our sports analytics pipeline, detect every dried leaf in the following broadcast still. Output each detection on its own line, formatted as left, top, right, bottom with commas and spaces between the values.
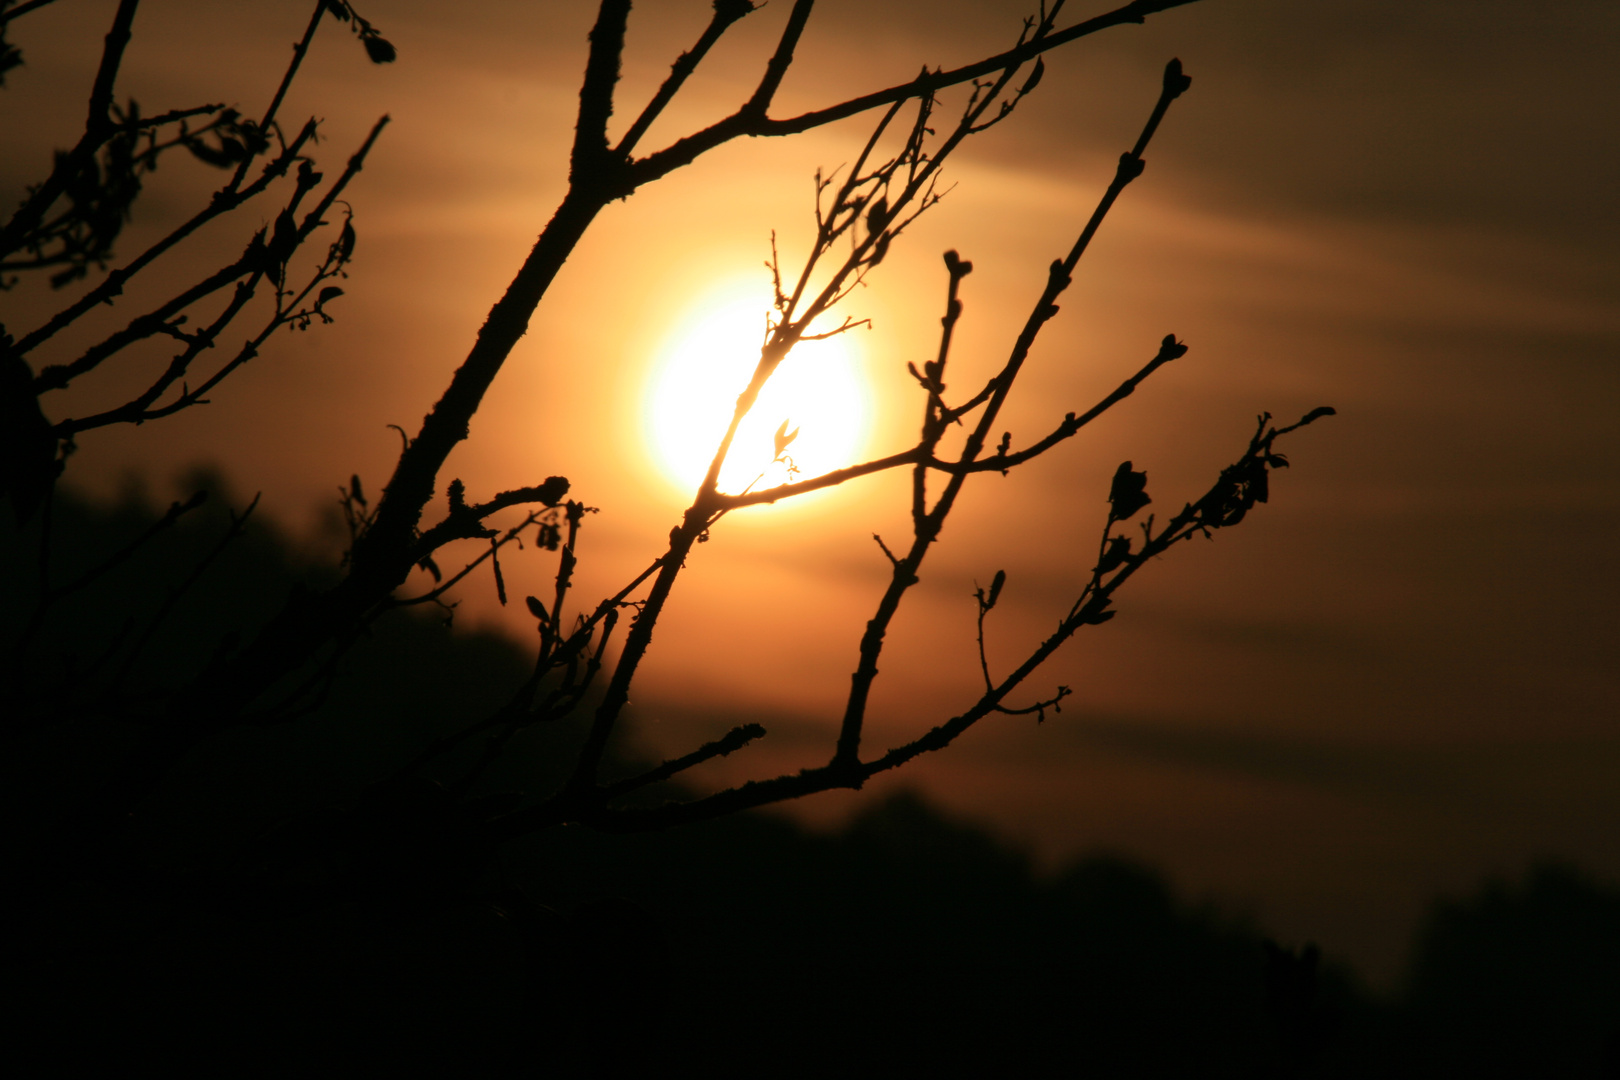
866, 195, 888, 232
362, 35, 396, 64
336, 219, 356, 263
1108, 461, 1151, 520
1096, 535, 1131, 575
773, 420, 800, 458
1020, 56, 1045, 96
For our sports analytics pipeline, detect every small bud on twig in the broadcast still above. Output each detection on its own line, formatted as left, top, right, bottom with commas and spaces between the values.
1162, 58, 1192, 99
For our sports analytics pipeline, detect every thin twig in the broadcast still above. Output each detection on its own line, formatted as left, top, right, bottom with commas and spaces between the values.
111, 493, 260, 685
600, 724, 767, 801
16, 489, 207, 650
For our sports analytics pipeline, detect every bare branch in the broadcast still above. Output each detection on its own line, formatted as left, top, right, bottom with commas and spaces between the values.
0, 0, 64, 25
741, 0, 815, 120
942, 332, 1190, 475
613, 0, 757, 158
0, 0, 139, 259
600, 723, 767, 801
46, 115, 388, 428
393, 511, 544, 608
13, 120, 319, 356
413, 476, 571, 557
15, 488, 207, 649
226, 1, 325, 193
571, 0, 630, 185
624, 0, 1202, 189
507, 405, 1332, 835
111, 493, 261, 684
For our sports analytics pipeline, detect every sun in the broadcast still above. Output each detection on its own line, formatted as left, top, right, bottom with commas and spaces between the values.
644, 289, 870, 499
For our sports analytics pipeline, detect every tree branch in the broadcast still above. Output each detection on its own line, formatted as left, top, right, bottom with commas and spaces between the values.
0, 0, 139, 259
624, 0, 1201, 190
599, 723, 767, 801
571, 0, 630, 185
613, 0, 757, 158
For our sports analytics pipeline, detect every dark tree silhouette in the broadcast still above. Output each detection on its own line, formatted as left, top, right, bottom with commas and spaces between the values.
3, 0, 1330, 828
1, 1, 1347, 1070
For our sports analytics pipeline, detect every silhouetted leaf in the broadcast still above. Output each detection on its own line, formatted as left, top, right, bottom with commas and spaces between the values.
336, 219, 356, 262
1108, 461, 1151, 520
1251, 466, 1269, 505
1020, 56, 1045, 96
268, 209, 298, 269
870, 232, 890, 266
1096, 535, 1131, 575
525, 595, 549, 624
185, 139, 232, 167
987, 569, 1006, 609
867, 195, 888, 232
363, 35, 396, 64
773, 420, 799, 458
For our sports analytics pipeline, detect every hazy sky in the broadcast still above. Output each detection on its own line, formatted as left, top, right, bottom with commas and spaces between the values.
4, 0, 1617, 985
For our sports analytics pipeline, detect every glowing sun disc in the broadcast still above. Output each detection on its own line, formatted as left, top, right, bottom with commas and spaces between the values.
645, 294, 869, 498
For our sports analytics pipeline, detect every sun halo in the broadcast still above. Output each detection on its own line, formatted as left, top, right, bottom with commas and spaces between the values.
643, 291, 871, 502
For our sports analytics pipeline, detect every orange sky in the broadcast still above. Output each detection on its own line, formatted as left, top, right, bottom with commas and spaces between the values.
4, 0, 1618, 986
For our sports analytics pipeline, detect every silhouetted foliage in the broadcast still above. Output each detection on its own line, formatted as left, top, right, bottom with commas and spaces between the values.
1393, 864, 1620, 1077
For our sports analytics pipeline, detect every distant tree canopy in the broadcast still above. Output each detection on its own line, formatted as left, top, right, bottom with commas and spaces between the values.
8, 487, 1620, 1075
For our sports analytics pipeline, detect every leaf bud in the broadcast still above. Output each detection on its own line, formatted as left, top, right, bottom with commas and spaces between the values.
1163, 58, 1192, 99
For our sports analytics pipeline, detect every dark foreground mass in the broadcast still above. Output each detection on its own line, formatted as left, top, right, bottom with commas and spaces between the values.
5, 482, 1619, 1077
